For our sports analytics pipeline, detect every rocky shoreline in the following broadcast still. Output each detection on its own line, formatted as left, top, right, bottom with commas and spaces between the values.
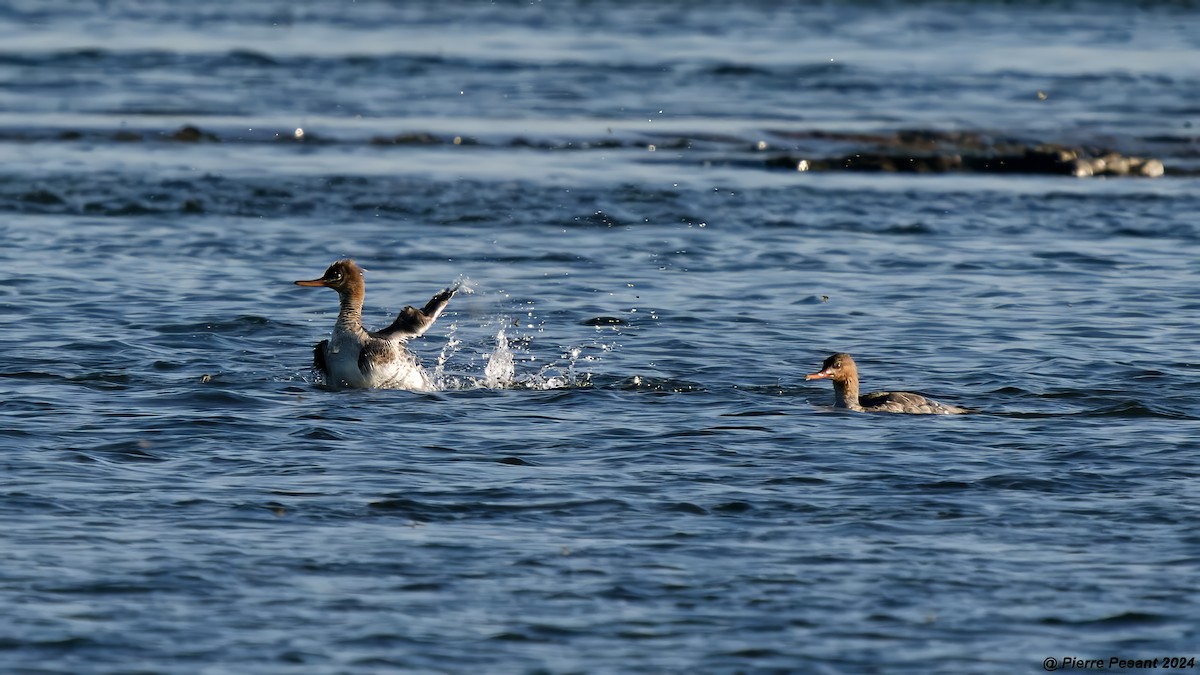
7, 124, 1183, 178
764, 144, 1165, 178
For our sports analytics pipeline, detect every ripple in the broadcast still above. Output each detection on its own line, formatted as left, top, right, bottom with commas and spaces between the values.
1039, 611, 1170, 626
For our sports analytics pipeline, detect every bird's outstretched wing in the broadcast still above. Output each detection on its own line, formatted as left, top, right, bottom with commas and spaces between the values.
312, 339, 329, 375
371, 284, 457, 341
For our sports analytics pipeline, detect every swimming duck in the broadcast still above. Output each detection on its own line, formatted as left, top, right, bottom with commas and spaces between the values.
805, 352, 967, 414
295, 259, 456, 390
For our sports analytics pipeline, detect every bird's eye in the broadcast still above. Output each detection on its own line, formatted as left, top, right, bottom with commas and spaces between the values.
834, 361, 842, 368
333, 273, 343, 281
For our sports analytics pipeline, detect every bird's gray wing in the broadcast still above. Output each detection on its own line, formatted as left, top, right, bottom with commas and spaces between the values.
371, 284, 457, 341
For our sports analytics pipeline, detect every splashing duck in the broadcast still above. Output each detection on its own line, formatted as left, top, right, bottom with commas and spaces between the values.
295, 259, 456, 390
805, 352, 968, 414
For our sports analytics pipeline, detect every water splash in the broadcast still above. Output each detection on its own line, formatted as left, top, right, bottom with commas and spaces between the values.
527, 343, 607, 390
483, 327, 515, 388
426, 315, 606, 391
452, 275, 478, 295
432, 322, 461, 386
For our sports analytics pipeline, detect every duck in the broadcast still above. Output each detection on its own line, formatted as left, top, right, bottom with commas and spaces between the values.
805, 352, 968, 414
295, 259, 456, 390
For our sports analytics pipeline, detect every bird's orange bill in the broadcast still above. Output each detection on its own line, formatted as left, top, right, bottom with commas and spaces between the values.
805, 370, 833, 380
294, 278, 329, 287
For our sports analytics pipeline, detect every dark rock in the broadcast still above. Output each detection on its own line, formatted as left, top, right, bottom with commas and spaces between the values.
764, 137, 1163, 178
167, 125, 218, 142
370, 133, 441, 145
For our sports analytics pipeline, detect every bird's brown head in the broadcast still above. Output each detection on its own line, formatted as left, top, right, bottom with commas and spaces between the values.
294, 259, 364, 294
805, 352, 857, 382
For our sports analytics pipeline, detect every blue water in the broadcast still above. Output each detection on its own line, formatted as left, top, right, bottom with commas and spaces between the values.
3, 1, 1199, 672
